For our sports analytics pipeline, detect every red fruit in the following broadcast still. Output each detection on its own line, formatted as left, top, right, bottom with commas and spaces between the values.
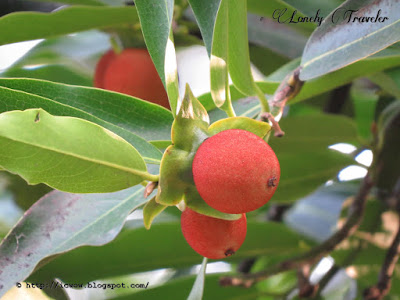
94, 48, 170, 109
94, 49, 117, 88
181, 208, 246, 259
192, 129, 280, 214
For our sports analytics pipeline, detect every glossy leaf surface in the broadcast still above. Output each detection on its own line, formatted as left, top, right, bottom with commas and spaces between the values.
0, 185, 146, 298
0, 78, 173, 163
135, 0, 180, 115
0, 6, 139, 46
188, 0, 221, 55
187, 257, 207, 300
30, 222, 313, 283
0, 109, 150, 193
300, 0, 400, 80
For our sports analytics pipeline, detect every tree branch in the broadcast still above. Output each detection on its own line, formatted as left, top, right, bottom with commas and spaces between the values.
364, 179, 400, 300
220, 174, 373, 288
297, 264, 318, 298
260, 112, 285, 137
268, 66, 304, 121
317, 240, 364, 297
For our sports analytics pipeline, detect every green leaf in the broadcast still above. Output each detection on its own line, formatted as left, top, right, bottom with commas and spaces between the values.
208, 117, 270, 138
300, 0, 400, 80
0, 78, 173, 163
165, 31, 181, 117
201, 49, 400, 113
0, 185, 146, 298
187, 257, 207, 300
350, 80, 378, 142
207, 0, 268, 112
0, 78, 172, 142
0, 6, 139, 46
1, 172, 52, 211
29, 221, 313, 284
247, 14, 307, 59
296, 50, 400, 103
269, 114, 358, 202
368, 68, 400, 99
0, 109, 155, 193
247, 0, 316, 31
104, 274, 261, 300
143, 196, 167, 230
3, 66, 92, 87
210, 0, 230, 109
356, 199, 385, 233
0, 31, 111, 86
30, 0, 105, 5
273, 49, 400, 104
283, 0, 342, 20
226, 0, 258, 97
0, 179, 24, 238
208, 97, 260, 122
187, 0, 221, 56
135, 0, 180, 116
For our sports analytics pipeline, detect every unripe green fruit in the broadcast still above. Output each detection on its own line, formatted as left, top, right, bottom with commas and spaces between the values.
181, 208, 247, 259
192, 129, 280, 214
94, 48, 170, 109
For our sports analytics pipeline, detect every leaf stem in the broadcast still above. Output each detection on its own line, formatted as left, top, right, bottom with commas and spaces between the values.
222, 101, 236, 117
132, 170, 159, 183
141, 172, 159, 183
255, 85, 270, 113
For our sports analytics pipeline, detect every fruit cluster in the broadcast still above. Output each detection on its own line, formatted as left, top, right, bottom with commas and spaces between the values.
95, 49, 280, 260
182, 129, 280, 259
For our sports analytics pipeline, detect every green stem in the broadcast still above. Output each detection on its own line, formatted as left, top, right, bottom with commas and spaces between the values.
255, 85, 269, 113
222, 101, 236, 117
142, 173, 159, 182
130, 169, 159, 182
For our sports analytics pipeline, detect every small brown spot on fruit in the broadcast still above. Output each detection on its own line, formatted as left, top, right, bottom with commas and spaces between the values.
225, 248, 235, 257
268, 177, 277, 187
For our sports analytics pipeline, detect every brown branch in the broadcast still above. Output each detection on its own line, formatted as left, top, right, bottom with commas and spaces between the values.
363, 180, 400, 300
363, 221, 400, 299
297, 265, 318, 298
260, 112, 285, 137
237, 258, 257, 274
269, 66, 304, 119
220, 174, 373, 288
317, 240, 364, 297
